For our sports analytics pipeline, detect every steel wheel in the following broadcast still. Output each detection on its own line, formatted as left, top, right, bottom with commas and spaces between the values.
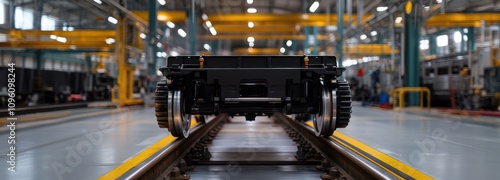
312, 82, 337, 137
168, 90, 191, 138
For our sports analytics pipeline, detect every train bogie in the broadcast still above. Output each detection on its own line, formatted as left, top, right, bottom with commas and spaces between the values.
155, 56, 352, 138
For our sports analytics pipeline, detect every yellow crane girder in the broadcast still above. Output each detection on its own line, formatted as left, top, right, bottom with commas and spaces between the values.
425, 13, 500, 27
233, 44, 398, 56
132, 10, 187, 23
214, 24, 299, 33
2, 30, 116, 50
233, 48, 281, 55
344, 44, 398, 56
206, 13, 372, 26
200, 34, 330, 40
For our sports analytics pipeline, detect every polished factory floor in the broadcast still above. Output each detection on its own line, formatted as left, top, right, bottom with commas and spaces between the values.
339, 105, 500, 180
1, 104, 499, 180
0, 107, 170, 180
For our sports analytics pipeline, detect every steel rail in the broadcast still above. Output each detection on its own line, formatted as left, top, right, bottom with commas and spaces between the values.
275, 113, 395, 180
119, 114, 228, 180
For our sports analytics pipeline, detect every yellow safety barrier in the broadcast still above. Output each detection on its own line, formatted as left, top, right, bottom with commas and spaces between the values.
391, 87, 431, 110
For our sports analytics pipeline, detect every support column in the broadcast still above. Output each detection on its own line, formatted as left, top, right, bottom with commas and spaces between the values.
9, 0, 15, 28
291, 39, 298, 55
148, 0, 158, 76
312, 26, 318, 55
188, 1, 197, 55
35, 50, 44, 70
212, 40, 219, 55
33, 0, 43, 30
303, 27, 311, 54
460, 28, 465, 52
429, 34, 437, 55
337, 0, 345, 68
84, 55, 92, 73
403, 1, 421, 106
467, 27, 475, 52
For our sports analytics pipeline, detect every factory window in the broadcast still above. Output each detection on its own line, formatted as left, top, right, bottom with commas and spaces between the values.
0, 2, 5, 25
15, 7, 34, 29
436, 35, 448, 47
453, 31, 462, 52
436, 35, 449, 55
41, 15, 56, 30
24, 56, 34, 69
420, 39, 429, 50
44, 59, 53, 70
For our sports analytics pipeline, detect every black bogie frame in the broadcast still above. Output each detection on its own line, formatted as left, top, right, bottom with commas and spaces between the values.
161, 56, 345, 121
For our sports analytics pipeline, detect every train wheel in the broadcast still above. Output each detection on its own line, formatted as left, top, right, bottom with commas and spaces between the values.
312, 81, 336, 137
335, 79, 352, 129
155, 80, 170, 128
168, 90, 192, 138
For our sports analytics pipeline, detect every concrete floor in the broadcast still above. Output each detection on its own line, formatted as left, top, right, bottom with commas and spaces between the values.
339, 105, 500, 180
0, 107, 168, 180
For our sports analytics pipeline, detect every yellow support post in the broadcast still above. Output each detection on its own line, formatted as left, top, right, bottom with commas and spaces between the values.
116, 17, 143, 106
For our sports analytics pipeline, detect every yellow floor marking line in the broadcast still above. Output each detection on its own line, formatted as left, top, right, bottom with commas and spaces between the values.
98, 119, 198, 179
305, 121, 433, 180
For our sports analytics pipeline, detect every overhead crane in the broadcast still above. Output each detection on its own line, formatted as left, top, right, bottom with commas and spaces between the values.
232, 44, 398, 56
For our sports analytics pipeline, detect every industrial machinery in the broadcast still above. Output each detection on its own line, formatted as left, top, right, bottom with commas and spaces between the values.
0, 67, 113, 107
155, 55, 352, 138
422, 48, 500, 109
421, 53, 470, 107
86, 73, 115, 101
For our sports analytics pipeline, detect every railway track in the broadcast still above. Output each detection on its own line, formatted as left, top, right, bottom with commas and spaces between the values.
113, 114, 400, 180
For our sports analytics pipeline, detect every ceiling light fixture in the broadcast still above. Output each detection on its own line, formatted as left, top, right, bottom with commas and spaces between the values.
107, 17, 118, 24
247, 0, 253, 4
166, 21, 175, 28
105, 38, 115, 44
286, 40, 292, 47
247, 8, 257, 13
360, 34, 367, 40
247, 36, 255, 43
248, 21, 254, 28
177, 29, 187, 38
395, 17, 403, 23
204, 44, 211, 51
376, 6, 388, 11
309, 1, 319, 13
205, 21, 212, 27
209, 27, 217, 36
56, 37, 67, 43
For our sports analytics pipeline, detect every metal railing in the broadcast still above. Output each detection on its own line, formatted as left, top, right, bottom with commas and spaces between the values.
391, 87, 431, 110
